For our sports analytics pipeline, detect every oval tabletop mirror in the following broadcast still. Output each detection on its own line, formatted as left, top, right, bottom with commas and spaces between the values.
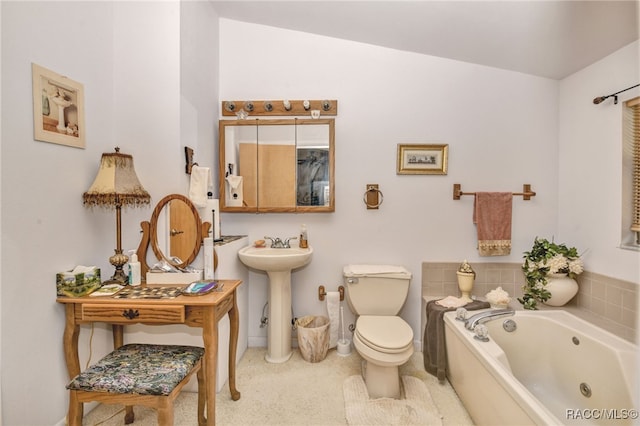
148, 194, 207, 270
150, 194, 203, 269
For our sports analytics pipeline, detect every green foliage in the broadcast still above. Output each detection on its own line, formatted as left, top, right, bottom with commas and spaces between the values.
518, 237, 583, 310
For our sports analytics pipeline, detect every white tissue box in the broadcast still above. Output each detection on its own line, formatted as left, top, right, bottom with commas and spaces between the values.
145, 271, 202, 285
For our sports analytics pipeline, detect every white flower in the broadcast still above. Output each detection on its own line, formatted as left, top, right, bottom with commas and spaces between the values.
523, 261, 535, 272
568, 258, 584, 275
534, 281, 546, 291
546, 254, 568, 274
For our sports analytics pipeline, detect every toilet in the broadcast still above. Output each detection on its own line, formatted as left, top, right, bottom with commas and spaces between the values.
343, 264, 414, 399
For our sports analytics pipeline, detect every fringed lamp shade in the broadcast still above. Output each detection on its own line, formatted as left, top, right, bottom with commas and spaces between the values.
83, 149, 150, 208
83, 148, 150, 284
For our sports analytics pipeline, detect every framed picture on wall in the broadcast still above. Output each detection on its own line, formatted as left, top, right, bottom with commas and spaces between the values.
396, 143, 448, 175
32, 63, 86, 149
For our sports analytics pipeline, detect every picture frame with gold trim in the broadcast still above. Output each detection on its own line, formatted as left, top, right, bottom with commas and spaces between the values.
396, 143, 448, 175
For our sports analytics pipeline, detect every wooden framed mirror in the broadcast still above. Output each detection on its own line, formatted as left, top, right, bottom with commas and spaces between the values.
219, 118, 335, 213
136, 194, 211, 277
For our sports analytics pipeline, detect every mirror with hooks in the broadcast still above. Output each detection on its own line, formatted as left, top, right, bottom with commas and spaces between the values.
219, 118, 335, 213
136, 194, 214, 278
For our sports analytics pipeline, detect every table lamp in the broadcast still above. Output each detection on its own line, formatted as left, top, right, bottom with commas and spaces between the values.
83, 147, 150, 284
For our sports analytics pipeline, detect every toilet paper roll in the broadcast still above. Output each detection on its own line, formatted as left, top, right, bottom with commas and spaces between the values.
326, 291, 340, 348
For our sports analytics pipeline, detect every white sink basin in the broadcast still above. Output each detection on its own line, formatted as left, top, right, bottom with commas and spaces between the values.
238, 246, 313, 272
238, 244, 313, 363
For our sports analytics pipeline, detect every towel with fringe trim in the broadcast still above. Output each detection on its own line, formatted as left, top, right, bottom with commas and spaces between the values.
473, 192, 512, 256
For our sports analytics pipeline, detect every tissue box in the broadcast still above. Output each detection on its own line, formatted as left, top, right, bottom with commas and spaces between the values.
145, 271, 202, 285
56, 267, 101, 297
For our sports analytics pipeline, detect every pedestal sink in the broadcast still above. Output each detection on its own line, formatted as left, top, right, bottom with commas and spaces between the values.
238, 246, 313, 363
49, 93, 73, 132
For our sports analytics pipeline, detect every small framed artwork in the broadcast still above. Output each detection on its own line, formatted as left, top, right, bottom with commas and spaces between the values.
396, 143, 448, 175
32, 63, 85, 149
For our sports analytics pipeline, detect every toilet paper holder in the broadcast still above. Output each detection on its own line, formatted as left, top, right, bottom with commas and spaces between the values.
318, 285, 344, 301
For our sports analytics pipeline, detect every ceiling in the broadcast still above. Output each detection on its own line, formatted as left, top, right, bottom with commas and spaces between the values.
210, 0, 639, 80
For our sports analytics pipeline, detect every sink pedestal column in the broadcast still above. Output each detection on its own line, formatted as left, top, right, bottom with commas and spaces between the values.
265, 270, 293, 363
54, 102, 68, 132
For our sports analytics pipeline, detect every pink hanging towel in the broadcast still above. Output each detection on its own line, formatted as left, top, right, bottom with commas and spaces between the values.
473, 192, 513, 256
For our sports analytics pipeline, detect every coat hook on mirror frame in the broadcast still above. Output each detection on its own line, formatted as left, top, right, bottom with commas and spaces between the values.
185, 146, 198, 175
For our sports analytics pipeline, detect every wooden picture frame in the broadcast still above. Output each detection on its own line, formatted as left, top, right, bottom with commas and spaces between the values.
32, 63, 85, 149
396, 143, 448, 175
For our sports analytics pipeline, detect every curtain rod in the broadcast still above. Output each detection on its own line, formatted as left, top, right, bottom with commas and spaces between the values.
593, 84, 640, 105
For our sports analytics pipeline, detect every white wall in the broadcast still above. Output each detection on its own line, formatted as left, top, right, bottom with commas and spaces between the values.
218, 19, 561, 347
0, 1, 217, 424
558, 41, 640, 284
2, 3, 118, 423
0, 3, 4, 423
180, 0, 220, 173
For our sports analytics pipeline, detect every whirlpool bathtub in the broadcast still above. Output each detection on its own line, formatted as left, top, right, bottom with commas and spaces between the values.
444, 309, 638, 425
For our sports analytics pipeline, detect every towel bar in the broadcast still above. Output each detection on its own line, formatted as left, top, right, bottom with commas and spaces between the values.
453, 184, 536, 201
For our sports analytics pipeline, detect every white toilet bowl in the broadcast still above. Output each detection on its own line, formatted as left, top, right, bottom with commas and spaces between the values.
353, 315, 414, 399
343, 264, 413, 399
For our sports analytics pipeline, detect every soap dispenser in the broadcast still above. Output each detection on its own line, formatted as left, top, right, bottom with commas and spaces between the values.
127, 250, 141, 286
299, 224, 308, 248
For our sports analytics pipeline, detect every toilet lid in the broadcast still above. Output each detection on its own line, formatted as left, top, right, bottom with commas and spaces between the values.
356, 316, 413, 353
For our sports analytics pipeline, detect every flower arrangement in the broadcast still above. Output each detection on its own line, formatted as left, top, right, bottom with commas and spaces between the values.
519, 237, 584, 310
456, 259, 476, 303
457, 259, 475, 276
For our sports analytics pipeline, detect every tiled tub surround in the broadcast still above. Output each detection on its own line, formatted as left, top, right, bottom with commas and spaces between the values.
422, 262, 638, 343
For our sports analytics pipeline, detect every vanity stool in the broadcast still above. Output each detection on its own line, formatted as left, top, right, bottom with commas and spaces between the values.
66, 343, 205, 425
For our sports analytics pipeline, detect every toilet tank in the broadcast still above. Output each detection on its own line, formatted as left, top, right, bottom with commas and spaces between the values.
343, 265, 412, 315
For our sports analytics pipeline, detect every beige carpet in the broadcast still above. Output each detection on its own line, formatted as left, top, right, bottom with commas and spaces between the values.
82, 347, 473, 425
343, 375, 443, 425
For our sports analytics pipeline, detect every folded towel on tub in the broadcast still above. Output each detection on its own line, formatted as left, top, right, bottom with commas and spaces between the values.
423, 299, 489, 382
473, 192, 513, 256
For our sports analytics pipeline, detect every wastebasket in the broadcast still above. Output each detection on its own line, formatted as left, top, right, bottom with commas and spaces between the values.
296, 315, 330, 363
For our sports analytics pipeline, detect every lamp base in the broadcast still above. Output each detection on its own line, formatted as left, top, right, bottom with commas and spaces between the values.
106, 250, 129, 285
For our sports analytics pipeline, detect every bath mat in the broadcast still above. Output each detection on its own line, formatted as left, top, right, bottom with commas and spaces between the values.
343, 375, 443, 426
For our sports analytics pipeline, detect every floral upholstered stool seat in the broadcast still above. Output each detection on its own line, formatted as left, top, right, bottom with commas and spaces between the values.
66, 343, 206, 426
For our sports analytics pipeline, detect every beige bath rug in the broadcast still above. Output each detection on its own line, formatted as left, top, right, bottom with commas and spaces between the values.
343, 375, 443, 425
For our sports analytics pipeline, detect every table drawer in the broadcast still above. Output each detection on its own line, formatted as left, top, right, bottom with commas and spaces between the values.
81, 304, 185, 323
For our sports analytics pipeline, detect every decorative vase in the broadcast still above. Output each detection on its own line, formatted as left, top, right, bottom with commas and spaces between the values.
543, 273, 579, 306
456, 271, 475, 303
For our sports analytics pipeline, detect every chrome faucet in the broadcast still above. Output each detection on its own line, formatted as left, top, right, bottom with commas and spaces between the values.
465, 308, 514, 331
283, 236, 297, 248
264, 236, 298, 248
265, 236, 284, 248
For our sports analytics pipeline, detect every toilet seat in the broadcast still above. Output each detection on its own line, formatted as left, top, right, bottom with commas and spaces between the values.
355, 316, 413, 354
